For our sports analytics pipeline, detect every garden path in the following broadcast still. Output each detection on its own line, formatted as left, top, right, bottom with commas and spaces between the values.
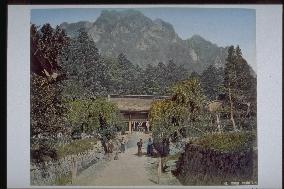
72, 132, 160, 186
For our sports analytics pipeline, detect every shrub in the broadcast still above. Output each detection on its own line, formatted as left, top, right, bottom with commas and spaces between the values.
174, 131, 257, 185
192, 131, 256, 153
56, 138, 97, 159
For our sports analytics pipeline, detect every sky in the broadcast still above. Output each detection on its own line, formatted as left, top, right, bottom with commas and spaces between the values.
31, 8, 256, 71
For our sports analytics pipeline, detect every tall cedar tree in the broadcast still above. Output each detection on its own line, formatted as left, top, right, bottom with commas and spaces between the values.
31, 24, 69, 139
224, 46, 237, 131
59, 30, 111, 98
30, 24, 69, 162
201, 65, 224, 100
224, 45, 256, 131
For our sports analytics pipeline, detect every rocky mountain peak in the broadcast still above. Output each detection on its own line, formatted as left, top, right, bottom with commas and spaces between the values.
59, 21, 92, 37
60, 10, 232, 73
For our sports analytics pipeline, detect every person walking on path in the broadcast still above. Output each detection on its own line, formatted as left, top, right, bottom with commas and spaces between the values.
108, 139, 114, 153
147, 138, 153, 156
137, 138, 143, 156
120, 137, 126, 153
145, 121, 150, 133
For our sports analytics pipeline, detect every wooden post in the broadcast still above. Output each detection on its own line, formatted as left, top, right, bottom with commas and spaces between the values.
128, 114, 132, 134
157, 156, 162, 184
71, 157, 77, 184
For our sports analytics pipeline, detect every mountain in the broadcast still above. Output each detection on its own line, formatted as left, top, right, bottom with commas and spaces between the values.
60, 21, 92, 36
59, 10, 241, 73
186, 35, 228, 71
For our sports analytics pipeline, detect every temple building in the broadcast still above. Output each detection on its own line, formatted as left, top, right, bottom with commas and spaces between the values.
108, 95, 169, 133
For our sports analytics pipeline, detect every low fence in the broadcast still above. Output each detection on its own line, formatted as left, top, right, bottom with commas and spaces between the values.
31, 141, 105, 186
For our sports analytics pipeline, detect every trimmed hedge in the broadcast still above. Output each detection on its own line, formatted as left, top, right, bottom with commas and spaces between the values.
174, 132, 257, 185
193, 131, 256, 153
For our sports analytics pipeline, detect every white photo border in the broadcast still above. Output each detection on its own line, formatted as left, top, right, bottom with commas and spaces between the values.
7, 4, 282, 188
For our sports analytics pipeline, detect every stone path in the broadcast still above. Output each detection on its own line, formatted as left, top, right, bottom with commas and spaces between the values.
72, 132, 180, 186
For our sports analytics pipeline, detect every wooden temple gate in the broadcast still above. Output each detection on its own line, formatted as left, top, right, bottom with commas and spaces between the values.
122, 111, 149, 133
108, 95, 169, 133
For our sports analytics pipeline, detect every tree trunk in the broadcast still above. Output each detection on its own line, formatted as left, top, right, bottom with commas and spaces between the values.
228, 87, 237, 131
216, 113, 222, 133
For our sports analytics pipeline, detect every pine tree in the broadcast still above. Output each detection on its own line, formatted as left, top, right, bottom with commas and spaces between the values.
189, 71, 201, 80
156, 62, 168, 94
31, 23, 69, 79
30, 23, 69, 138
234, 46, 257, 122
201, 65, 224, 100
165, 59, 188, 86
141, 64, 160, 95
116, 53, 140, 94
59, 30, 110, 97
224, 46, 237, 131
223, 45, 256, 131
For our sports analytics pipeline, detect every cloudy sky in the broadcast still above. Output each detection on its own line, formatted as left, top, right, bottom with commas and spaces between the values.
31, 8, 256, 71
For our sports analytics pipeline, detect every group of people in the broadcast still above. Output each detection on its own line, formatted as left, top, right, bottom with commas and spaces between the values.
137, 137, 154, 157
106, 136, 154, 161
131, 121, 151, 132
120, 136, 154, 157
107, 136, 126, 160
104, 137, 126, 155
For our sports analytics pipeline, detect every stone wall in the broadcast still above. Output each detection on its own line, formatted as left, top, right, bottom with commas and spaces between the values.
30, 141, 105, 186
173, 143, 257, 185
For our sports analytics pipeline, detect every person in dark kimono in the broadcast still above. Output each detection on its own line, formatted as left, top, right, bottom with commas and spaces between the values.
120, 137, 126, 153
137, 138, 143, 156
147, 138, 153, 156
108, 139, 114, 153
